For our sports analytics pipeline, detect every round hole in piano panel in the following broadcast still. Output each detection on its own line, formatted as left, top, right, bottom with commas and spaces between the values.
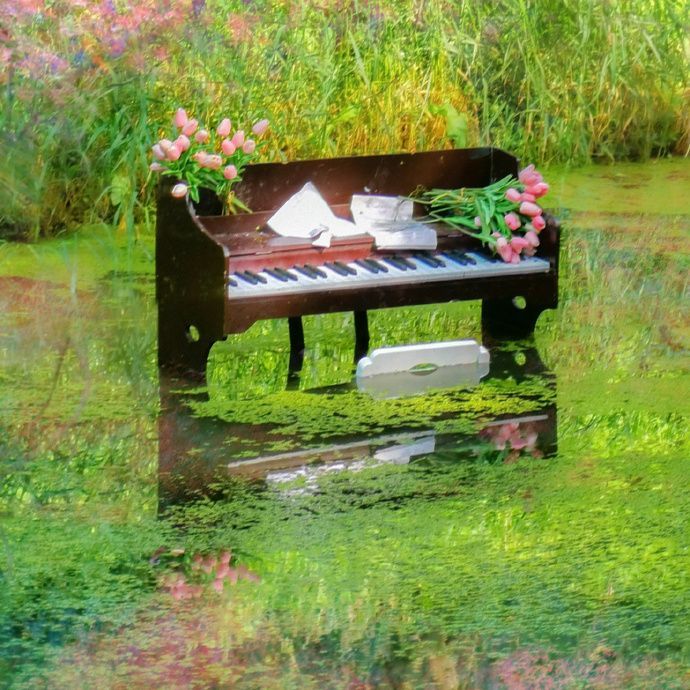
514, 352, 527, 366
512, 296, 527, 310
186, 325, 201, 343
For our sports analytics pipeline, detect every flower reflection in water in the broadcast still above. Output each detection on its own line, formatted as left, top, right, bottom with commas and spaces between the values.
152, 548, 260, 601
479, 420, 543, 463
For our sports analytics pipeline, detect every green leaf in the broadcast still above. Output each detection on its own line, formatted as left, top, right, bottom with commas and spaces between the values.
109, 172, 131, 208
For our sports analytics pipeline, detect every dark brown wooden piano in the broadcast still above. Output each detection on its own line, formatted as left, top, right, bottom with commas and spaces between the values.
156, 147, 559, 375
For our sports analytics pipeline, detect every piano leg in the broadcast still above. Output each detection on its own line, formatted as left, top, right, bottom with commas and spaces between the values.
288, 317, 305, 372
481, 297, 552, 340
354, 310, 369, 361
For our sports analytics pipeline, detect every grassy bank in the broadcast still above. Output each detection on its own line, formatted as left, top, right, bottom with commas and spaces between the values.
1, 0, 688, 239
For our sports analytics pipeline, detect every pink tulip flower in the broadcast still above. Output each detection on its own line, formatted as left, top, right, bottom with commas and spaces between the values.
151, 143, 165, 160
171, 183, 188, 198
224, 164, 238, 180
207, 154, 222, 170
526, 182, 549, 198
173, 107, 188, 128
518, 164, 543, 187
532, 214, 546, 231
231, 130, 245, 147
174, 134, 191, 151
252, 118, 269, 136
221, 138, 236, 156
525, 230, 540, 247
166, 144, 181, 161
510, 236, 530, 253
195, 129, 210, 144
505, 187, 521, 203
504, 212, 521, 230
158, 138, 173, 154
217, 117, 232, 137
497, 244, 514, 263
242, 139, 256, 154
519, 201, 542, 217
149, 162, 165, 172
474, 216, 482, 227
212, 578, 224, 593
181, 118, 198, 136
520, 192, 536, 203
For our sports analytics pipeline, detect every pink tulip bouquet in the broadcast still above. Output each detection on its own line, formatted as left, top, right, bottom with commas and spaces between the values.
416, 165, 550, 263
149, 107, 270, 207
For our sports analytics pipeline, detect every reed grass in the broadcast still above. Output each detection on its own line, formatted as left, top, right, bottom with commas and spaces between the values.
0, 0, 687, 238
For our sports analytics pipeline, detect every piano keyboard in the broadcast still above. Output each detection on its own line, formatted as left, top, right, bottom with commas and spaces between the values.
227, 250, 550, 300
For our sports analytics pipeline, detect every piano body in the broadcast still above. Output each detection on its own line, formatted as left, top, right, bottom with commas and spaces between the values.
156, 147, 559, 374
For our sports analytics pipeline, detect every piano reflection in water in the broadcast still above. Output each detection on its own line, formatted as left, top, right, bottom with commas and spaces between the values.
157, 345, 557, 507
156, 148, 559, 376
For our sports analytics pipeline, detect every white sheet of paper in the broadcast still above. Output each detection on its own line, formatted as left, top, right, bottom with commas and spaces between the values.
349, 194, 435, 249
267, 182, 362, 244
350, 195, 413, 233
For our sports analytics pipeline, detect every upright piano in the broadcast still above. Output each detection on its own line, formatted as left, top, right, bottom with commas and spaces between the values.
156, 147, 559, 374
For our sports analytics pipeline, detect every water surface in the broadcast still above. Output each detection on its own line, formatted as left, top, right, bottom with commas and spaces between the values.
0, 159, 689, 688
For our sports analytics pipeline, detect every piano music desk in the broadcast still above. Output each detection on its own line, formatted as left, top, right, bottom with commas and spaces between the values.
156, 148, 559, 375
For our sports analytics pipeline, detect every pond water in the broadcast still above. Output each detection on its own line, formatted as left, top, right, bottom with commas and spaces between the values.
0, 159, 688, 689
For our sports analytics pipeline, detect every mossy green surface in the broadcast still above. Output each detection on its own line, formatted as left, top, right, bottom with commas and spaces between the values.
1, 161, 689, 687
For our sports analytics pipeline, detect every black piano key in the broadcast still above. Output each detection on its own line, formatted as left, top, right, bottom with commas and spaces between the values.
304, 263, 328, 278
413, 253, 439, 268
275, 267, 299, 281
264, 268, 288, 282
324, 261, 350, 277
392, 254, 417, 270
366, 259, 388, 273
228, 277, 238, 287
355, 259, 379, 274
235, 271, 259, 285
461, 252, 477, 265
294, 265, 319, 279
383, 256, 408, 271
416, 252, 445, 268
441, 252, 468, 266
245, 270, 267, 284
334, 260, 357, 275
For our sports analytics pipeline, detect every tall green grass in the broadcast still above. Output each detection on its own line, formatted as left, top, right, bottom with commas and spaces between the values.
1, 0, 687, 239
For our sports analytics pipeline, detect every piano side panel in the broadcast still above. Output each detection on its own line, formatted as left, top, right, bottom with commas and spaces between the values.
156, 184, 227, 373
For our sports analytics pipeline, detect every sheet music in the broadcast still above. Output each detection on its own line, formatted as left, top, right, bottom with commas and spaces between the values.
267, 182, 363, 246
